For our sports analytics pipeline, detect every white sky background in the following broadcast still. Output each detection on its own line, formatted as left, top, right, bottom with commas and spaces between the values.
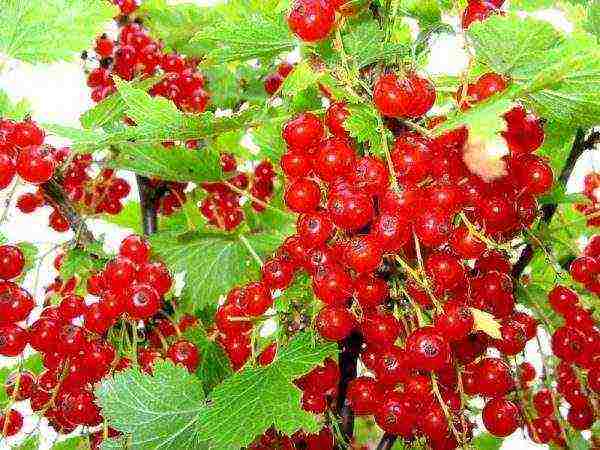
0, 0, 598, 448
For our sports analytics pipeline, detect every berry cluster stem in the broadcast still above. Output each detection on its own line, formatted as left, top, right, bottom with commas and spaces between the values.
136, 175, 160, 236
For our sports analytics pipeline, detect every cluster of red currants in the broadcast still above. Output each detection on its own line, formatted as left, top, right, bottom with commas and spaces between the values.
462, 0, 505, 29
0, 236, 199, 446
575, 171, 600, 227
16, 153, 131, 229
249, 426, 334, 450
200, 156, 276, 231
214, 89, 550, 449
264, 62, 295, 96
0, 119, 57, 190
87, 23, 209, 113
571, 235, 600, 294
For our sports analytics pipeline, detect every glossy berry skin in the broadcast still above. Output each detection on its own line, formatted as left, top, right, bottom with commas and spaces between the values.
257, 343, 277, 366
315, 137, 356, 182
119, 234, 150, 265
0, 153, 16, 189
282, 113, 324, 151
343, 235, 383, 274
0, 409, 23, 437
137, 261, 172, 296
346, 377, 382, 415
242, 282, 273, 316
568, 404, 594, 430
0, 246, 25, 281
353, 274, 388, 309
425, 252, 465, 293
434, 301, 474, 342
405, 327, 451, 371
350, 156, 389, 194
167, 340, 200, 372
462, 0, 497, 29
548, 285, 579, 315
374, 391, 415, 438
391, 132, 432, 185
533, 388, 554, 417
49, 210, 70, 233
482, 397, 520, 437
325, 102, 349, 136
297, 212, 334, 246
312, 264, 353, 305
4, 371, 35, 401
281, 151, 312, 178
287, 0, 335, 42
327, 191, 374, 231
126, 284, 161, 319
16, 145, 56, 184
465, 73, 507, 105
374, 73, 412, 118
502, 106, 544, 154
0, 323, 27, 356
12, 121, 44, 147
284, 178, 321, 213
58, 294, 85, 320
360, 312, 401, 349
476, 357, 514, 397
315, 306, 357, 341
261, 257, 295, 290
104, 257, 136, 293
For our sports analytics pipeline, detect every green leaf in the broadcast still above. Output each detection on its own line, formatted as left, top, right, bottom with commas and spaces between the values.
342, 20, 409, 69
190, 11, 295, 65
100, 202, 143, 234
432, 89, 515, 142
468, 15, 563, 77
150, 210, 294, 312
537, 121, 578, 174
586, 0, 600, 40
0, 0, 117, 64
400, 0, 442, 28
472, 432, 503, 450
101, 437, 127, 450
250, 117, 287, 162
16, 241, 38, 277
137, 0, 214, 53
96, 360, 207, 450
111, 143, 224, 184
80, 77, 161, 130
59, 247, 107, 282
280, 62, 322, 97
52, 436, 90, 450
197, 332, 337, 450
520, 34, 600, 128
0, 89, 30, 121
183, 326, 232, 393
345, 104, 391, 156
16, 435, 40, 450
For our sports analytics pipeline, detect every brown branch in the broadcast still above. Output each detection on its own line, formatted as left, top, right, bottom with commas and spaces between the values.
136, 175, 160, 236
41, 178, 94, 246
336, 331, 363, 445
376, 434, 397, 450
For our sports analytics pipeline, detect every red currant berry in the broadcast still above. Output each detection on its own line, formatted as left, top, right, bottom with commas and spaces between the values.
126, 284, 161, 319
315, 306, 357, 341
0, 323, 27, 356
167, 340, 200, 372
0, 409, 23, 437
482, 397, 521, 437
16, 145, 56, 184
0, 153, 16, 189
346, 377, 382, 415
406, 327, 451, 371
0, 246, 24, 281
282, 113, 324, 151
325, 102, 349, 136
284, 178, 321, 213
287, 0, 335, 42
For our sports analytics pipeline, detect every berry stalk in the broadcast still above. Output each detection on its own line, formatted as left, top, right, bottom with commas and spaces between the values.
136, 175, 160, 236
376, 433, 397, 450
